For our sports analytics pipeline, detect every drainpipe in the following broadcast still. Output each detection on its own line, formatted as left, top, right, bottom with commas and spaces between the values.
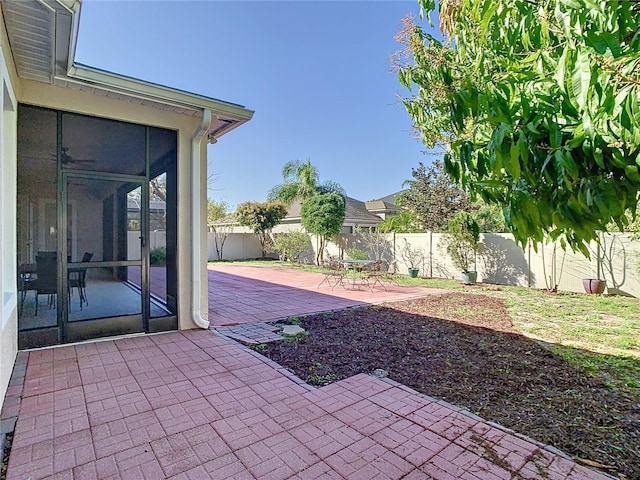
191, 109, 212, 329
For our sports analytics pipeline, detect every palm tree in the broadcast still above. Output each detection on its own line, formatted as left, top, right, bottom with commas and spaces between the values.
267, 158, 345, 205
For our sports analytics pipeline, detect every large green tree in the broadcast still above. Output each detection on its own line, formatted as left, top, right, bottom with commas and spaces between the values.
267, 158, 345, 205
300, 192, 346, 264
398, 0, 640, 255
235, 201, 288, 257
400, 160, 473, 232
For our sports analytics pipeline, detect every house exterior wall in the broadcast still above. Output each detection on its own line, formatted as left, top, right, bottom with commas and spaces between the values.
0, 8, 19, 416
273, 223, 305, 233
18, 80, 207, 331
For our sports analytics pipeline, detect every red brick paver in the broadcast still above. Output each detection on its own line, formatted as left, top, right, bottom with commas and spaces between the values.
208, 264, 441, 326
5, 330, 611, 480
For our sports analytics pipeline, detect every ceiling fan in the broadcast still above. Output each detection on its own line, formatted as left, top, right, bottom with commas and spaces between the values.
22, 147, 96, 166
58, 147, 96, 165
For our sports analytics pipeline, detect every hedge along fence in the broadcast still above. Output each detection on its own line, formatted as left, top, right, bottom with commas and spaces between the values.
208, 230, 640, 297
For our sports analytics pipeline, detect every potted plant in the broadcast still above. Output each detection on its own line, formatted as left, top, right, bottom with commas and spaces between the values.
442, 212, 480, 284
582, 278, 606, 294
399, 239, 424, 278
583, 238, 606, 294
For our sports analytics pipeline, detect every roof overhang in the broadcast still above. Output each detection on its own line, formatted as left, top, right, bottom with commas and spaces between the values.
0, 0, 253, 140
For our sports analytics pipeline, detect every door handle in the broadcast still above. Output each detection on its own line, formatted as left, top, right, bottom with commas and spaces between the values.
140, 235, 145, 248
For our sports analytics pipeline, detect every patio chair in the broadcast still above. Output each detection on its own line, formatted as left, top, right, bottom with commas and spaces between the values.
318, 257, 346, 289
364, 260, 386, 291
33, 253, 58, 315
18, 270, 35, 315
381, 260, 400, 285
68, 252, 93, 309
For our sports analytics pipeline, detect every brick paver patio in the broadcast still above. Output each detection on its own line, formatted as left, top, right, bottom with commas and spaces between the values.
2, 266, 612, 479
207, 264, 442, 326
4, 329, 610, 479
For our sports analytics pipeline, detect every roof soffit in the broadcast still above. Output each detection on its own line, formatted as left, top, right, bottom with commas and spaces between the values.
1, 0, 66, 83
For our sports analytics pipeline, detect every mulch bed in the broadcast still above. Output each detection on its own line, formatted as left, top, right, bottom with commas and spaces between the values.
1, 432, 11, 480
260, 292, 640, 479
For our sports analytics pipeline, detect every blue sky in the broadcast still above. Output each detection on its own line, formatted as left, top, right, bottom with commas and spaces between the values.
76, 1, 437, 209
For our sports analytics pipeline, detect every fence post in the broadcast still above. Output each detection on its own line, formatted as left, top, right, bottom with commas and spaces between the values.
553, 242, 557, 291
429, 231, 433, 278
393, 232, 396, 272
596, 235, 601, 280
527, 240, 531, 288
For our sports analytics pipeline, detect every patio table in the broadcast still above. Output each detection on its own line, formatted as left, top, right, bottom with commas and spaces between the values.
340, 259, 374, 289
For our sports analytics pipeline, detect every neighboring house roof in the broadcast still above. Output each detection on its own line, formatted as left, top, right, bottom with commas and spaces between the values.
1, 0, 254, 141
211, 195, 400, 229
211, 214, 237, 227
127, 198, 166, 212
364, 200, 403, 215
345, 197, 386, 224
282, 197, 383, 225
373, 190, 406, 206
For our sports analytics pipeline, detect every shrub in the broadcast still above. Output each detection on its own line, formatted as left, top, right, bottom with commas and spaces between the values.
272, 232, 311, 263
150, 246, 167, 266
345, 248, 369, 260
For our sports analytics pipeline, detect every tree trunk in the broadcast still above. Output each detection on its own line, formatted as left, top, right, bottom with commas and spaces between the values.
316, 237, 325, 265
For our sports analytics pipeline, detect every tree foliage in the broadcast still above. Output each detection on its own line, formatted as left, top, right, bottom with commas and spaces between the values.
235, 201, 288, 257
207, 199, 230, 227
300, 192, 346, 264
400, 160, 473, 232
607, 207, 640, 239
398, 0, 640, 255
472, 199, 507, 233
267, 158, 346, 205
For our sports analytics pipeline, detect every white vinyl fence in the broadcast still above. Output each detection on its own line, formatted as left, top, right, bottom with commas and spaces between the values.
209, 230, 640, 297
208, 232, 264, 261
127, 231, 167, 259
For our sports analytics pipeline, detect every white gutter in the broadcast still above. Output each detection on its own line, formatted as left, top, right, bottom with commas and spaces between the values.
66, 64, 252, 122
191, 109, 213, 329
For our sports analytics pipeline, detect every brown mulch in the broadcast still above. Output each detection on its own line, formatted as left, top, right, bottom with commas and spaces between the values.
1, 432, 11, 480
260, 292, 640, 479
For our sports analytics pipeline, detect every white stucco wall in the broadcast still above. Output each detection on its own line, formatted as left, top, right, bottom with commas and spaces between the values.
0, 10, 19, 416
